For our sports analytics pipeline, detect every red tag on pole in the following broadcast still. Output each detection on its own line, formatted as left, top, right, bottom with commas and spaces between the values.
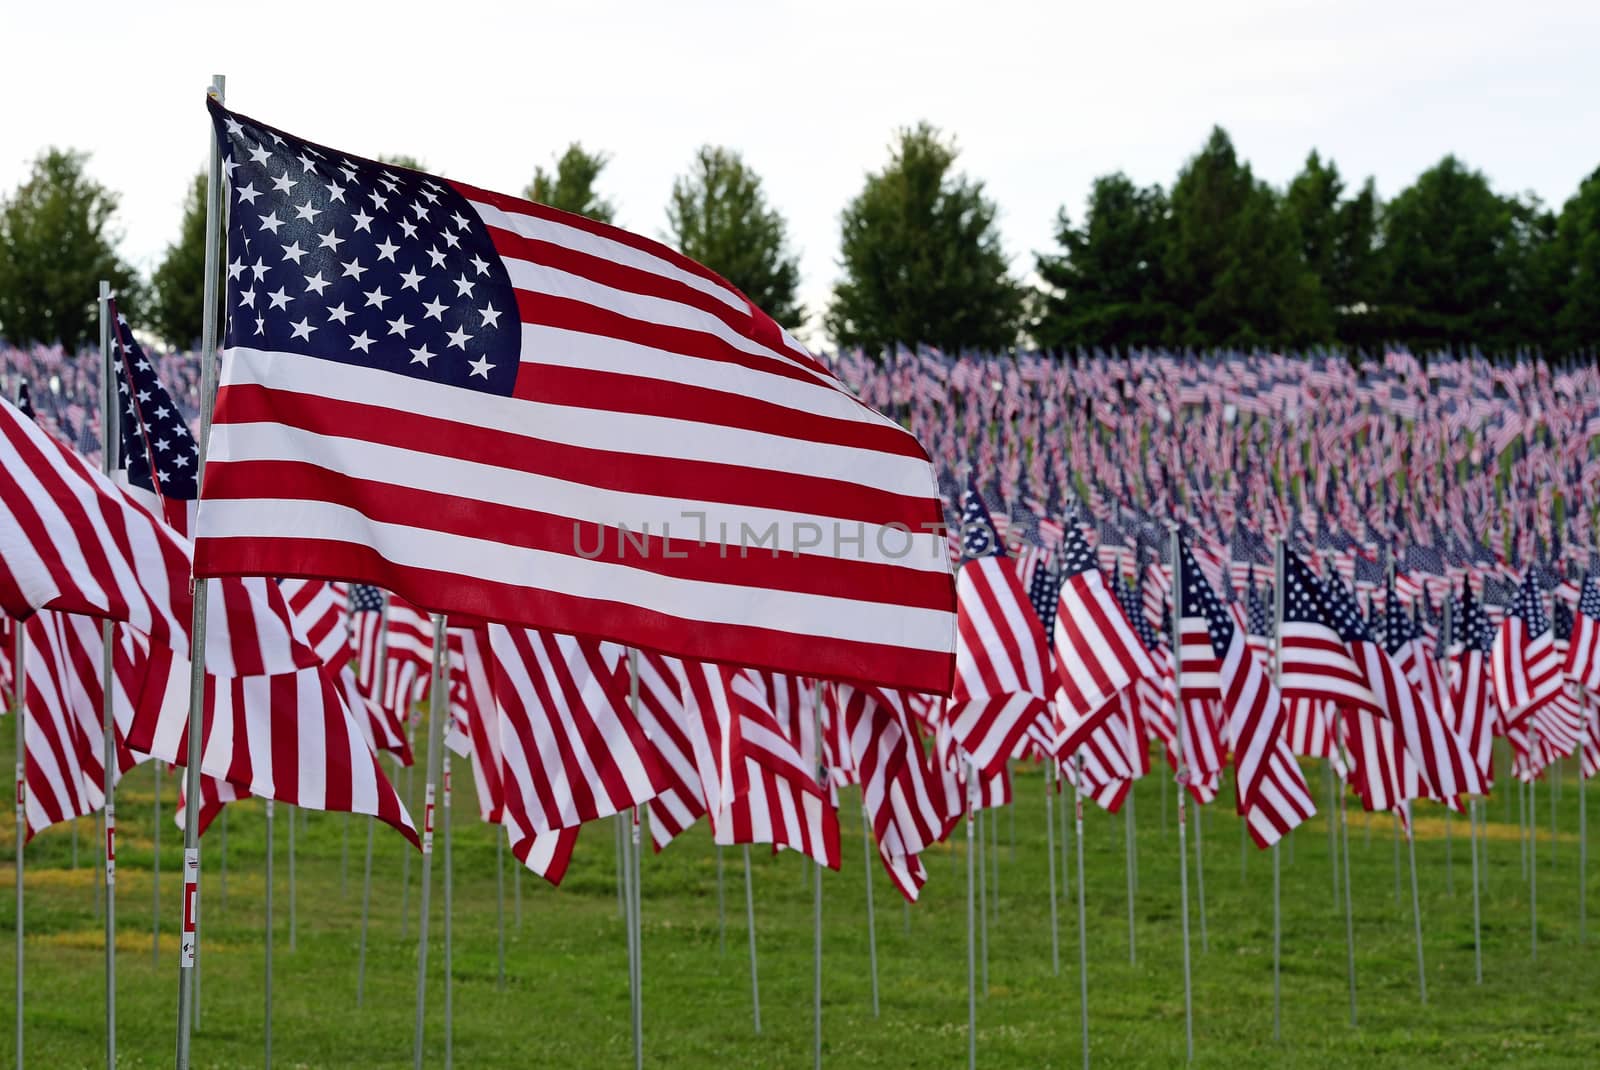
105, 804, 117, 885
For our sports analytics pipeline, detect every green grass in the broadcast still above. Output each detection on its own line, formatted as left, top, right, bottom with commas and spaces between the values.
2, 736, 1597, 1068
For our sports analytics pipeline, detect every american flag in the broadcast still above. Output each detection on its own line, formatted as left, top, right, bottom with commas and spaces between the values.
946, 481, 1051, 777
1563, 573, 1600, 691
193, 101, 954, 695
1491, 569, 1565, 728
1448, 581, 1497, 790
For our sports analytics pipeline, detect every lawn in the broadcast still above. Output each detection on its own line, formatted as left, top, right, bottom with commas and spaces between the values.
2, 733, 1596, 1068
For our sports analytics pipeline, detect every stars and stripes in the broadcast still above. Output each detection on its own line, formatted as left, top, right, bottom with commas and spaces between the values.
1563, 573, 1600, 691
1492, 569, 1565, 727
193, 101, 955, 695
1448, 581, 1498, 789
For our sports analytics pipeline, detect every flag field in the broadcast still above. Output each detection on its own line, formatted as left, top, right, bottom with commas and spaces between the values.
3, 736, 1596, 1067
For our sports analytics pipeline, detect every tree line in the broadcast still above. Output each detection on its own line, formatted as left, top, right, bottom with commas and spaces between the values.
1, 125, 1596, 358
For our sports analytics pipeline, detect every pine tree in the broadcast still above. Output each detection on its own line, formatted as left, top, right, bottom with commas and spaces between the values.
525, 143, 616, 223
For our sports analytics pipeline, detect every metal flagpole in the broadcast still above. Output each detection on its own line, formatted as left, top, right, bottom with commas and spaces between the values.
514, 838, 522, 928
618, 811, 637, 1052
412, 613, 449, 1070
1470, 798, 1483, 982
264, 799, 274, 1067
1073, 753, 1090, 1070
496, 828, 506, 990
742, 844, 761, 1032
1338, 744, 1357, 1026
444, 751, 454, 1069
965, 761, 977, 1070
1193, 797, 1208, 953
991, 794, 1002, 920
357, 816, 374, 1006
1392, 813, 1401, 907
1240, 808, 1248, 882
154, 763, 161, 962
1271, 537, 1286, 1042
861, 805, 879, 1017
97, 278, 120, 1070
13, 587, 26, 1069
977, 798, 988, 996
811, 680, 823, 1070
288, 803, 296, 952
1170, 525, 1194, 1062
716, 846, 726, 955
1045, 762, 1060, 976
219, 810, 226, 912
1326, 763, 1338, 909
1581, 688, 1590, 945
1405, 802, 1427, 1004
1530, 733, 1539, 960
628, 650, 644, 1070
1124, 704, 1138, 964
615, 806, 627, 918
173, 73, 226, 1070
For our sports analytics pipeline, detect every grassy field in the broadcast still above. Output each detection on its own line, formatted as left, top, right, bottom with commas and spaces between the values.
1, 733, 1597, 1068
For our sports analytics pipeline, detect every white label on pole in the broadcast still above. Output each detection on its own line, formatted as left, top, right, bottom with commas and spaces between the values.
14, 761, 23, 815
105, 803, 117, 886
181, 847, 199, 966
422, 782, 436, 855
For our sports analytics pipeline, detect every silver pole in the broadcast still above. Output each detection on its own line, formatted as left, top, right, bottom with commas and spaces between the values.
154, 763, 161, 964
1045, 762, 1060, 976
496, 828, 506, 990
1530, 744, 1539, 960
1406, 803, 1427, 1003
1171, 526, 1194, 1062
860, 805, 879, 1016
1581, 688, 1590, 945
514, 839, 522, 928
1470, 799, 1483, 982
287, 804, 296, 953
628, 649, 644, 1070
357, 817, 374, 1006
98, 278, 119, 1070
618, 811, 636, 1051
443, 751, 454, 1070
811, 681, 823, 1070
1339, 746, 1357, 1026
1271, 537, 1285, 1042
716, 845, 726, 955
264, 799, 274, 1068
411, 613, 449, 1070
13, 619, 26, 1070
219, 810, 226, 912
174, 73, 226, 1069
977, 799, 988, 997
1073, 753, 1090, 1070
1326, 763, 1338, 910
1124, 708, 1137, 965
965, 761, 977, 1070
342, 814, 349, 898
742, 845, 761, 1033
615, 807, 627, 919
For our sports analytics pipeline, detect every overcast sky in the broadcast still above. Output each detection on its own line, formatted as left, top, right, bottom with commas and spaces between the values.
4, 1, 1598, 339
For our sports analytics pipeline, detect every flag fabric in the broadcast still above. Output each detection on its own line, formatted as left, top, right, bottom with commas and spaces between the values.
946, 481, 1051, 777
1449, 581, 1498, 789
1564, 573, 1600, 691
632, 650, 706, 850
1492, 569, 1566, 729
1177, 535, 1313, 846
192, 101, 955, 695
278, 578, 349, 666
448, 625, 504, 824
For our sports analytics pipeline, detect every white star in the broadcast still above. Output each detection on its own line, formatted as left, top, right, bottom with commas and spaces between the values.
318, 228, 345, 252
450, 210, 470, 231
297, 151, 319, 173
294, 201, 321, 223
154, 437, 171, 452
469, 254, 490, 276
341, 258, 368, 280
421, 296, 448, 321
254, 315, 266, 335
228, 257, 245, 281
411, 200, 431, 220
363, 286, 390, 309
259, 211, 285, 235
426, 246, 448, 268
280, 240, 308, 265
267, 287, 291, 311
442, 231, 461, 250
289, 317, 317, 341
172, 454, 191, 468
235, 182, 261, 206
304, 271, 331, 297
327, 303, 354, 325
248, 143, 272, 166
351, 208, 374, 233
375, 237, 400, 262
270, 172, 297, 196
338, 162, 359, 182
368, 189, 389, 211
225, 117, 244, 137
223, 155, 239, 181
453, 275, 475, 298
349, 331, 376, 353
399, 218, 419, 240
446, 326, 472, 350
399, 266, 425, 291
324, 181, 346, 203
419, 186, 440, 203
478, 303, 501, 328
409, 344, 436, 367
249, 257, 269, 281
467, 355, 494, 378
387, 315, 414, 338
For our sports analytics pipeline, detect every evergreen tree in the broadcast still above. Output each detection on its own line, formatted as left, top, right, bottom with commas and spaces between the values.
1283, 152, 1381, 346
148, 170, 209, 348
0, 148, 139, 350
525, 143, 616, 223
1552, 166, 1600, 357
666, 146, 803, 326
827, 122, 1022, 354
1164, 128, 1327, 348
1033, 173, 1178, 351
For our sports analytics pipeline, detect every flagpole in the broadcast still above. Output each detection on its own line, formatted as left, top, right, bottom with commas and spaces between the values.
615, 805, 627, 919
1170, 525, 1194, 1062
1124, 706, 1138, 965
1405, 801, 1427, 1003
1470, 798, 1483, 982
13, 599, 26, 1070
153, 763, 161, 963
716, 845, 726, 954
965, 760, 977, 1070
977, 795, 988, 997
412, 613, 449, 1070
287, 803, 296, 953
1271, 537, 1286, 1042
1072, 753, 1089, 1070
860, 805, 879, 1017
1326, 762, 1338, 910
173, 72, 226, 1070
1580, 688, 1590, 945
443, 750, 455, 1069
1045, 761, 1060, 976
742, 844, 761, 1033
628, 649, 644, 1070
811, 680, 823, 1070
358, 595, 387, 1005
98, 278, 119, 1070
1338, 736, 1357, 1027
1530, 731, 1539, 961
495, 826, 506, 990
264, 799, 274, 1068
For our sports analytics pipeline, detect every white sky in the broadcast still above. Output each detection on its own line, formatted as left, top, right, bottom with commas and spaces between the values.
4, 1, 1598, 341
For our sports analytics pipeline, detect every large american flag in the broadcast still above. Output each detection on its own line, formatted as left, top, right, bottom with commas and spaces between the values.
192, 101, 954, 695
1563, 573, 1600, 691
1448, 581, 1498, 790
1491, 569, 1565, 728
